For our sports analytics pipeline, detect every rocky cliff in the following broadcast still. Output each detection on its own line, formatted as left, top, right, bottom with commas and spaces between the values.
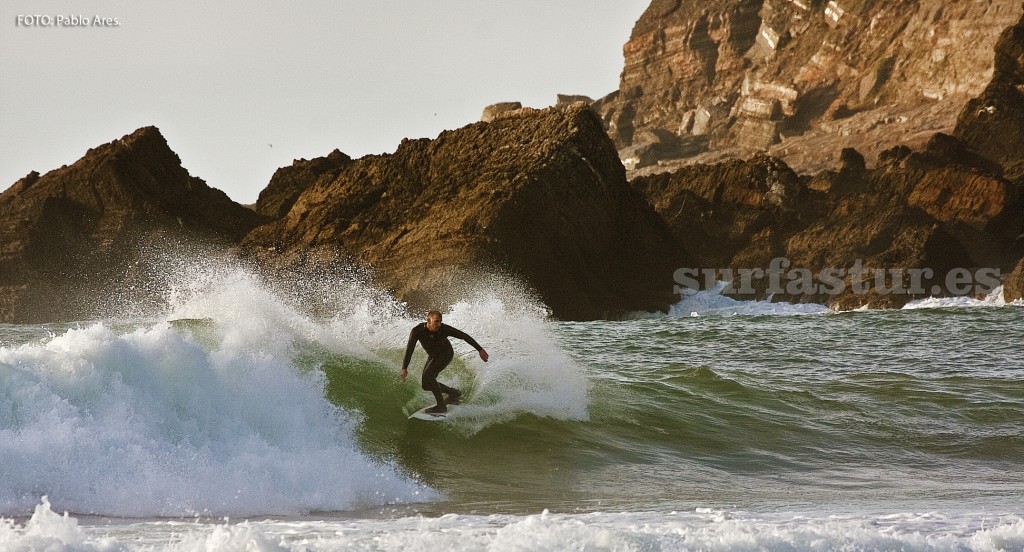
242, 103, 690, 320
632, 132, 1024, 308
5, 3, 1024, 323
0, 127, 267, 322
600, 0, 1023, 176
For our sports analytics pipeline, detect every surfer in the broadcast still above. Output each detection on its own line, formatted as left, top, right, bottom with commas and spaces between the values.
401, 310, 489, 413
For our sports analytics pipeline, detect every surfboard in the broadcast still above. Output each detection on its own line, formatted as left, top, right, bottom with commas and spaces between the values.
409, 403, 460, 421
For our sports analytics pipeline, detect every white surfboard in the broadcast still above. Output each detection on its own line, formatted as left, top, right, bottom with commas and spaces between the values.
409, 403, 461, 421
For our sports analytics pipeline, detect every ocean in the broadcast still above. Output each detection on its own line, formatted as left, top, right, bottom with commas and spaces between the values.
1, 262, 1022, 551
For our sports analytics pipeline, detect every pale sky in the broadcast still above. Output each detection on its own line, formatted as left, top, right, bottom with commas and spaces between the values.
1, 1, 648, 204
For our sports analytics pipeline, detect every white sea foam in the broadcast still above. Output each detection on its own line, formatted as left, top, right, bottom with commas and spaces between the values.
160, 261, 589, 434
347, 273, 590, 433
438, 288, 590, 432
0, 272, 433, 517
2, 502, 1023, 552
0, 258, 591, 516
903, 285, 1024, 310
663, 282, 831, 318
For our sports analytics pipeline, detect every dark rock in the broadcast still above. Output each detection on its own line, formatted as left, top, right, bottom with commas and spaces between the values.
556, 94, 594, 105
877, 145, 915, 168
630, 154, 810, 271
922, 133, 1004, 176
806, 148, 869, 196
255, 149, 352, 219
906, 168, 1017, 236
0, 126, 267, 323
872, 145, 1024, 270
838, 148, 866, 173
631, 143, 1020, 309
242, 103, 690, 320
784, 194, 973, 309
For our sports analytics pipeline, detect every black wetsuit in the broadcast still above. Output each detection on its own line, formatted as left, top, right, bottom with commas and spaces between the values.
402, 322, 483, 407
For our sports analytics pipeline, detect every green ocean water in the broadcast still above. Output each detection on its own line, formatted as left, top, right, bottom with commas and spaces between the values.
315, 305, 1024, 516
1, 267, 1022, 550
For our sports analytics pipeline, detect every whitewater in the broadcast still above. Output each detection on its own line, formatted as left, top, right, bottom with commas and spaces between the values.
0, 260, 1022, 551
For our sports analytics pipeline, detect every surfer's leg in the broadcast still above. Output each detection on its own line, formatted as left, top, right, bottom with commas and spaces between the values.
421, 351, 454, 409
443, 386, 461, 404
421, 362, 445, 407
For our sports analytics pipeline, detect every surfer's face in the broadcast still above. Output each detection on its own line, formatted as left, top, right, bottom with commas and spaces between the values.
426, 316, 442, 332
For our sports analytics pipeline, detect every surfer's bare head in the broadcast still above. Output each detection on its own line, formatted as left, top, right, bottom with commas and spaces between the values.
426, 310, 443, 331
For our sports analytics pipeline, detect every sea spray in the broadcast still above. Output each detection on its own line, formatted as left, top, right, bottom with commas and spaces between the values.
0, 498, 94, 552
310, 271, 591, 435
0, 318, 433, 517
159, 257, 590, 431
436, 288, 590, 433
0, 248, 602, 515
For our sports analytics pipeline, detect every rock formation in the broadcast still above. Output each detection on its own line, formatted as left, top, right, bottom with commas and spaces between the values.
955, 6, 1024, 181
254, 149, 352, 219
6, 3, 1024, 322
610, 0, 1024, 306
242, 103, 690, 320
631, 134, 1023, 309
600, 0, 1022, 175
630, 154, 810, 272
1006, 258, 1024, 302
0, 127, 267, 322
481, 102, 523, 122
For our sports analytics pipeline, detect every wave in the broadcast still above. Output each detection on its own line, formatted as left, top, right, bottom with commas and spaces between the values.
2, 253, 1023, 520
0, 258, 589, 517
0, 317, 431, 517
160, 259, 589, 436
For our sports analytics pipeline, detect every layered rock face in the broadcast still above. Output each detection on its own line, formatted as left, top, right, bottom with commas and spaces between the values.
601, 0, 1022, 175
242, 103, 690, 320
946, 8, 1024, 303
0, 127, 267, 322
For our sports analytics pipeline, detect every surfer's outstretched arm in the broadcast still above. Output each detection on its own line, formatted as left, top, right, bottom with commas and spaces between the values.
444, 325, 488, 362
